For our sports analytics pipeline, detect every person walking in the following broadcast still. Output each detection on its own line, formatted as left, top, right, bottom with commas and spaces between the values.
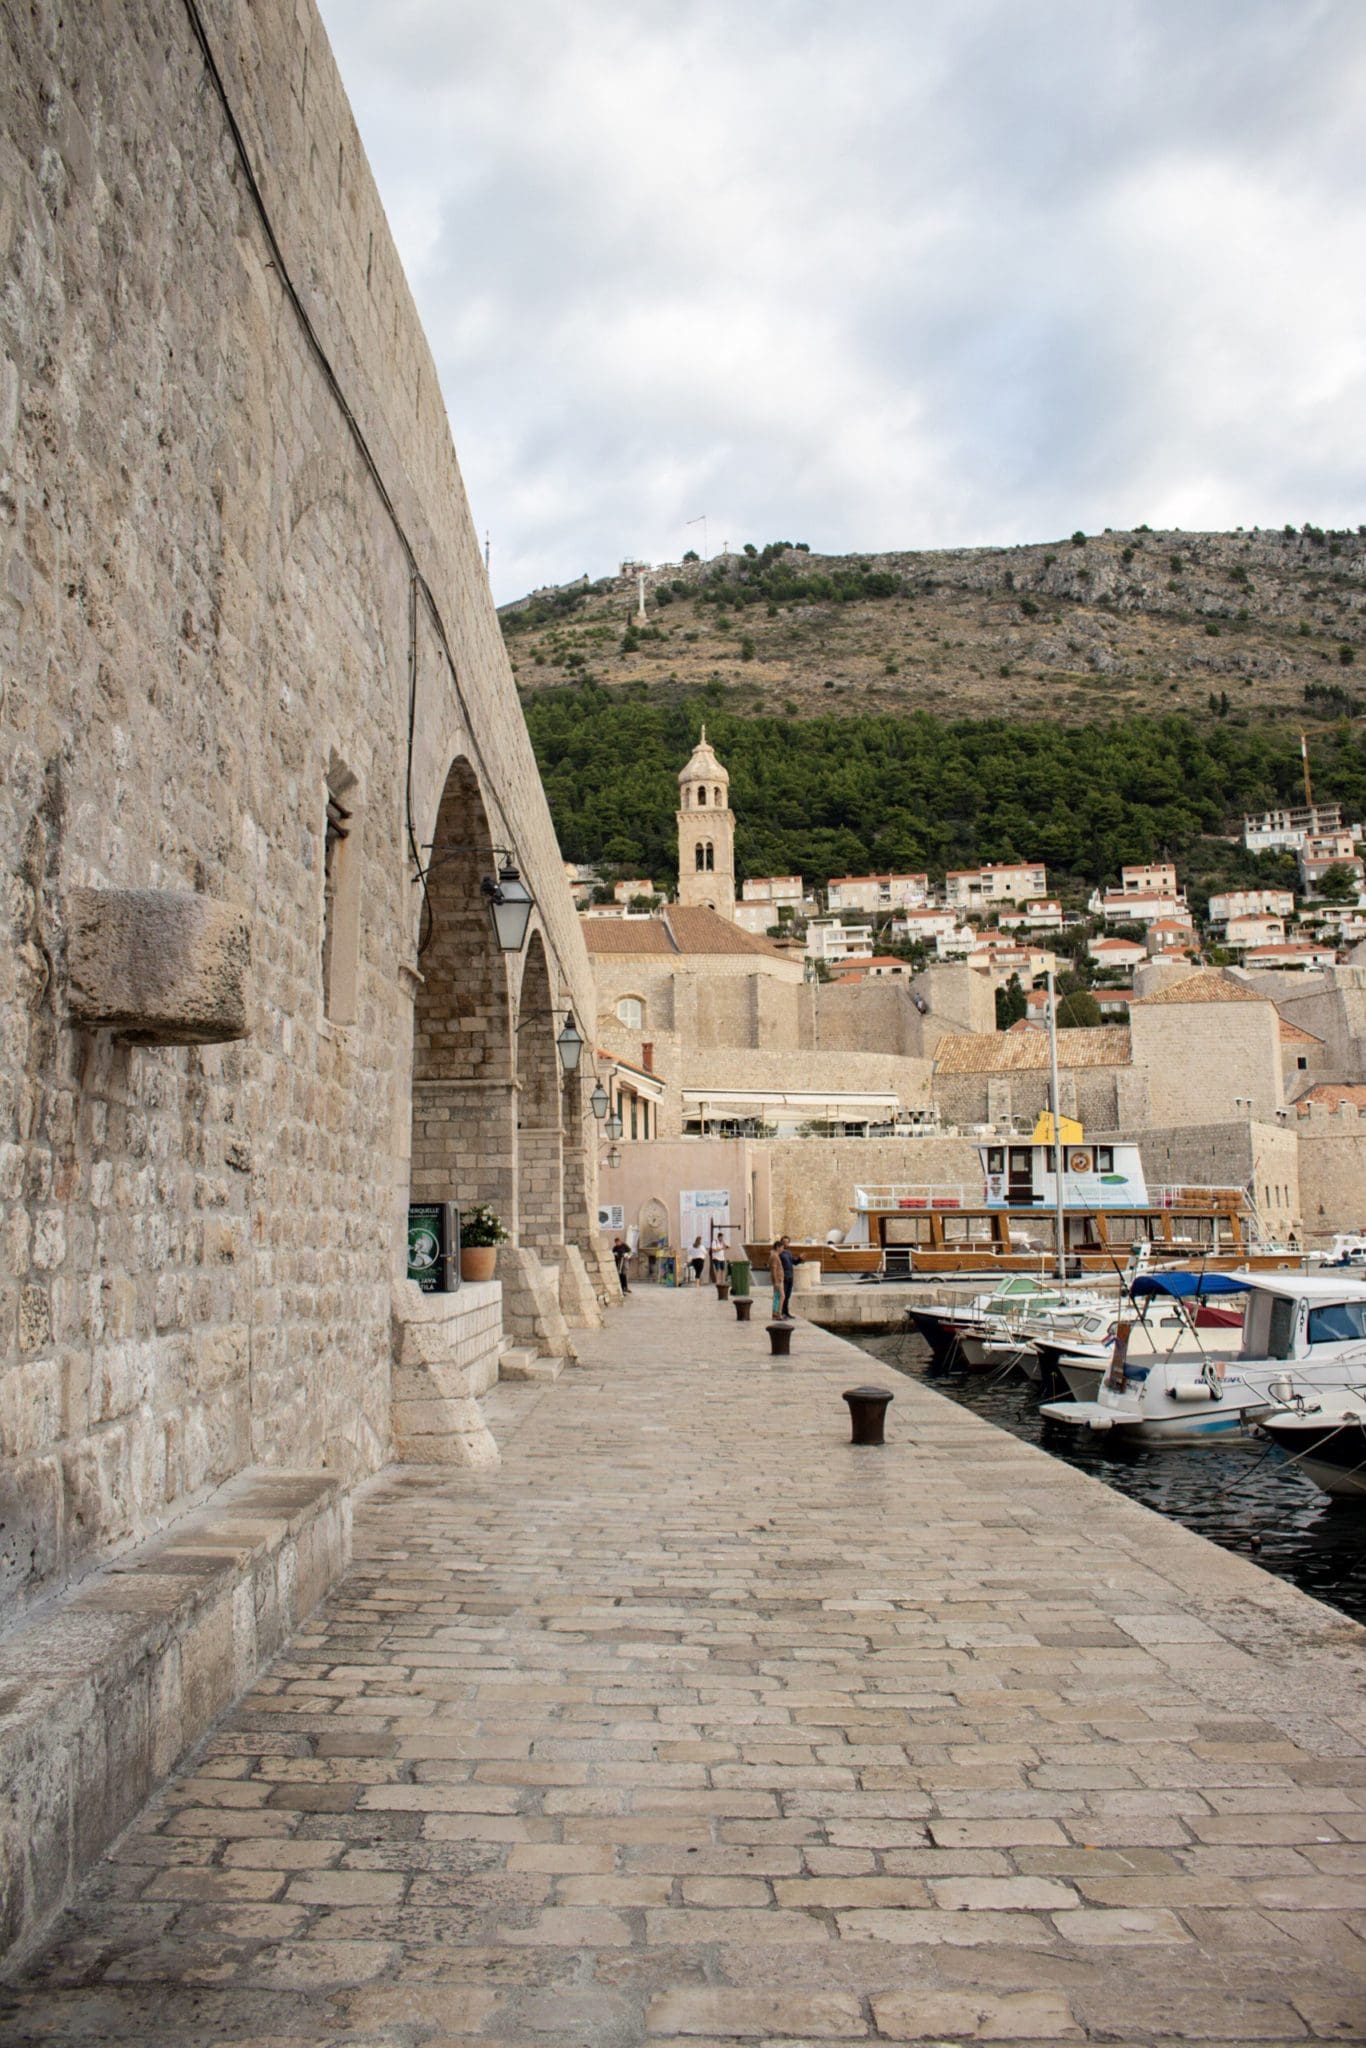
612, 1238, 631, 1295
689, 1236, 706, 1286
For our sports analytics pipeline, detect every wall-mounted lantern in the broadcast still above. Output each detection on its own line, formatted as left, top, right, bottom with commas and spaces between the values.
481, 857, 534, 954
556, 1010, 584, 1073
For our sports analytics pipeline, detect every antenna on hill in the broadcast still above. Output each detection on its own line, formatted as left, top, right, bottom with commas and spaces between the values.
686, 514, 708, 560
1301, 731, 1314, 807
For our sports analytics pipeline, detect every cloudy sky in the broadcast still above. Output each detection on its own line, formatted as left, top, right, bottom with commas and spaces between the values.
317, 1, 1366, 605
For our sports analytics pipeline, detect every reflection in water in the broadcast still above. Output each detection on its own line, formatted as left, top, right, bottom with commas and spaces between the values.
856, 1329, 1366, 1628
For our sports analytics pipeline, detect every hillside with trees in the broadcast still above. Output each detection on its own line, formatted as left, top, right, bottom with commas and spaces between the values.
506, 527, 1366, 896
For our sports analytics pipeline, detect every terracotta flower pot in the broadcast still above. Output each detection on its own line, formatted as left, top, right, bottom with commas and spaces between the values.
460, 1245, 498, 1284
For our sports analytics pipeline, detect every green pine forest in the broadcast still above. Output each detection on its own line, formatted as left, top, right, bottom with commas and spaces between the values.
523, 685, 1366, 910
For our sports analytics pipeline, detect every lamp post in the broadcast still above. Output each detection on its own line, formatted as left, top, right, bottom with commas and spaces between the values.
590, 1080, 610, 1120
606, 1145, 621, 1170
606, 1109, 624, 1142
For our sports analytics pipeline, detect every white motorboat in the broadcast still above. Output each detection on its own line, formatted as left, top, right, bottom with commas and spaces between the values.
1035, 1299, 1234, 1401
1040, 1271, 1366, 1444
1257, 1385, 1366, 1498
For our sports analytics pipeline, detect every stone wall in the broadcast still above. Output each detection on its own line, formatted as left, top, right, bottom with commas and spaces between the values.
1128, 998, 1284, 1126
932, 1066, 1124, 1131
1260, 966, 1366, 1073
1296, 1102, 1366, 1244
1122, 1119, 1300, 1243
0, 0, 597, 1631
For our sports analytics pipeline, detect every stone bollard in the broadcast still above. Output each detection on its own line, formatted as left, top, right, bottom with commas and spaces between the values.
715, 1279, 731, 1301
733, 1296, 753, 1323
843, 1384, 894, 1445
767, 1321, 793, 1357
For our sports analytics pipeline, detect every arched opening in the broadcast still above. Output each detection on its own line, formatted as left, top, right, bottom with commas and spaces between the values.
714, 787, 722, 807
695, 843, 706, 871
409, 758, 515, 1228
704, 841, 715, 872
515, 932, 564, 1252
697, 786, 707, 806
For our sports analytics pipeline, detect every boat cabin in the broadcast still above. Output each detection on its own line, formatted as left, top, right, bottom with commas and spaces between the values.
1236, 1273, 1366, 1362
979, 1137, 1149, 1210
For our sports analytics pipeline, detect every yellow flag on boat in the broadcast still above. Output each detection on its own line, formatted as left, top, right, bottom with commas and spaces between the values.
1032, 1111, 1083, 1144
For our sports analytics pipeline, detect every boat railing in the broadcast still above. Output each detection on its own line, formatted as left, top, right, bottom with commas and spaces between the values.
854, 1181, 1248, 1213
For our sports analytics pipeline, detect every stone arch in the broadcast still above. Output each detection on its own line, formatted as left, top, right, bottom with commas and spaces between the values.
514, 930, 564, 1251
409, 757, 516, 1226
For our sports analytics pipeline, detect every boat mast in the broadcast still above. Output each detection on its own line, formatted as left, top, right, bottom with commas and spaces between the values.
1047, 966, 1066, 1282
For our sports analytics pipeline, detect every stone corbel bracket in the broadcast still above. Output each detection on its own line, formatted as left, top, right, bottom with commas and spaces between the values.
65, 888, 251, 1045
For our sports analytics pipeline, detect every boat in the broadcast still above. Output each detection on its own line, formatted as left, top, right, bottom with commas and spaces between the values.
1257, 1386, 1366, 1498
951, 1289, 1116, 1372
1311, 1232, 1366, 1270
754, 1122, 1298, 1278
1033, 1290, 1243, 1401
1040, 1272, 1366, 1444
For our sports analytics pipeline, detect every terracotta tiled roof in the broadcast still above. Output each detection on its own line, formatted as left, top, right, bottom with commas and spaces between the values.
581, 918, 676, 955
1293, 1080, 1366, 1112
1129, 970, 1268, 1006
580, 906, 788, 959
933, 1027, 1131, 1074
1278, 1018, 1324, 1045
665, 907, 789, 957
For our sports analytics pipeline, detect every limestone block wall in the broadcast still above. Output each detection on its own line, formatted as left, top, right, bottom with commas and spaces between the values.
932, 1068, 1124, 1131
0, 0, 596, 1627
1263, 967, 1366, 1073
765, 1137, 984, 1243
1129, 1001, 1284, 1127
814, 980, 940, 1057
1117, 1120, 1299, 1241
1296, 1103, 1366, 1244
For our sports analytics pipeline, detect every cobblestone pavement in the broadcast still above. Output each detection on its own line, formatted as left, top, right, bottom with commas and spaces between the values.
5, 1289, 1366, 2045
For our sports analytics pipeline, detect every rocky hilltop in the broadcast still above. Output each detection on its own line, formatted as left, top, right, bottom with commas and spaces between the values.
502, 526, 1365, 727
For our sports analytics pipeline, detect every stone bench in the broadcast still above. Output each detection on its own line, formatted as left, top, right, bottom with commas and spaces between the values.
0, 1467, 347, 1968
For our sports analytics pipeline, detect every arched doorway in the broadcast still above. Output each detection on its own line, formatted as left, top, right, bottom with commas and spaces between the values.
515, 932, 564, 1252
410, 759, 516, 1226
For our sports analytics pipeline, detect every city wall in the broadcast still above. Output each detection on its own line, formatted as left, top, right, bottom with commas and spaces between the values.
0, 0, 600, 1956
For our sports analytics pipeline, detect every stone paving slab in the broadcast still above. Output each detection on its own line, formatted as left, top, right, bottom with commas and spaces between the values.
3, 1289, 1366, 2043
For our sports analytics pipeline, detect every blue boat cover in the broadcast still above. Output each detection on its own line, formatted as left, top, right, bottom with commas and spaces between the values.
1130, 1271, 1252, 1299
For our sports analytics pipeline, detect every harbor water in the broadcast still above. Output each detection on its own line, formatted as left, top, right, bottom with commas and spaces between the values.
855, 1325, 1366, 1628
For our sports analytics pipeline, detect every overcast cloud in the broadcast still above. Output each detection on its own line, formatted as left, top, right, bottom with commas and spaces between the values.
317, 1, 1366, 604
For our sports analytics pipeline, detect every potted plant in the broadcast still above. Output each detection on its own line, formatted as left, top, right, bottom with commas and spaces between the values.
459, 1203, 507, 1283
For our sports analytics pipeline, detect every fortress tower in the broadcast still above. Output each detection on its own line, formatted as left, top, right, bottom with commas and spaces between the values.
677, 728, 736, 917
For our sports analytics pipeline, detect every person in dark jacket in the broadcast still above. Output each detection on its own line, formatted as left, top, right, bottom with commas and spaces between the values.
612, 1238, 631, 1294
770, 1236, 795, 1318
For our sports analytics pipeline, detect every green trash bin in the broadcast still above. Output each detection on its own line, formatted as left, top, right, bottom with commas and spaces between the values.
729, 1257, 751, 1299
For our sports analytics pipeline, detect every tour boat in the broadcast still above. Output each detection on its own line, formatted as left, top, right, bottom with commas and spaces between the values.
1040, 1272, 1366, 1444
1257, 1386, 1366, 1499
773, 1129, 1298, 1278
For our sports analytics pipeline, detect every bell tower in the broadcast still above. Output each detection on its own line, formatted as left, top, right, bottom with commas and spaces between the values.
676, 727, 736, 917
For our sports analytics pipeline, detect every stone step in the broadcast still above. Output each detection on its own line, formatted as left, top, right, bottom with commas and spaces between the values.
499, 1345, 564, 1383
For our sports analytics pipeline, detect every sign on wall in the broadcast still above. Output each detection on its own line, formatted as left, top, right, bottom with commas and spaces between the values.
597, 1204, 625, 1232
680, 1187, 730, 1252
